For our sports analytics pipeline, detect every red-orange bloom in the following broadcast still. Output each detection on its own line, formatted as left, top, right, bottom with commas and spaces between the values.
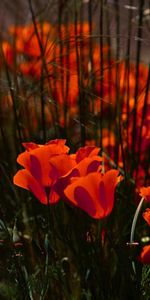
53, 155, 102, 201
143, 208, 150, 226
13, 139, 70, 204
140, 245, 150, 264
140, 187, 150, 202
64, 170, 119, 219
9, 22, 54, 57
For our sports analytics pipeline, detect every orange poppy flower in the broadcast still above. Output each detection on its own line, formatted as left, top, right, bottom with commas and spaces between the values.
9, 22, 55, 57
140, 187, 150, 202
63, 169, 119, 219
140, 245, 150, 264
13, 139, 70, 204
52, 153, 102, 202
143, 208, 150, 226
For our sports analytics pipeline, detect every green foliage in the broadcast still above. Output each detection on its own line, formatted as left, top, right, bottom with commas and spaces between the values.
141, 265, 150, 300
0, 282, 19, 300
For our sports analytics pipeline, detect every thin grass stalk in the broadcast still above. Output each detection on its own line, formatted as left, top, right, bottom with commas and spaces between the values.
80, 0, 87, 140
131, 0, 144, 173
40, 233, 50, 300
19, 76, 35, 139
0, 162, 20, 203
99, 0, 104, 149
40, 67, 46, 143
28, 0, 60, 138
136, 64, 150, 182
88, 1, 99, 144
21, 203, 37, 274
12, 20, 19, 96
62, 13, 70, 135
58, 0, 65, 122
125, 0, 133, 151
130, 196, 144, 273
39, 23, 46, 143
88, 0, 94, 106
0, 42, 23, 152
113, 1, 127, 178
39, 194, 52, 299
114, 0, 120, 166
13, 257, 31, 300
0, 123, 11, 162
88, 0, 93, 76
3, 220, 32, 300
74, 0, 86, 146
105, 0, 113, 161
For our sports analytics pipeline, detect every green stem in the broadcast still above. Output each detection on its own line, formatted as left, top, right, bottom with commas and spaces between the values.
130, 197, 144, 273
130, 197, 144, 244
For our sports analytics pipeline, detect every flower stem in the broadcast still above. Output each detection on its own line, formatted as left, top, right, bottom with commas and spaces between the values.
130, 197, 144, 273
130, 197, 144, 244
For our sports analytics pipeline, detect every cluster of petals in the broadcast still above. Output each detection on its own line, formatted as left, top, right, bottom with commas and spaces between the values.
13, 139, 120, 219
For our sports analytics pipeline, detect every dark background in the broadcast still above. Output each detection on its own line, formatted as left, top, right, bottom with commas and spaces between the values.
0, 0, 149, 63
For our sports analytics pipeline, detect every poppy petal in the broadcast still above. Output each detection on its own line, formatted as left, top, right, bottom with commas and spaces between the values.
22, 142, 40, 151
101, 170, 119, 215
140, 245, 150, 264
140, 187, 150, 202
17, 151, 30, 169
13, 169, 48, 204
74, 186, 96, 216
53, 156, 101, 201
64, 173, 107, 219
143, 208, 150, 226
75, 146, 100, 163
49, 154, 76, 182
30, 154, 42, 183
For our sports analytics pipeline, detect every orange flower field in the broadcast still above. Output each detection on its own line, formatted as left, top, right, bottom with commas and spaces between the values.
0, 1, 149, 299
